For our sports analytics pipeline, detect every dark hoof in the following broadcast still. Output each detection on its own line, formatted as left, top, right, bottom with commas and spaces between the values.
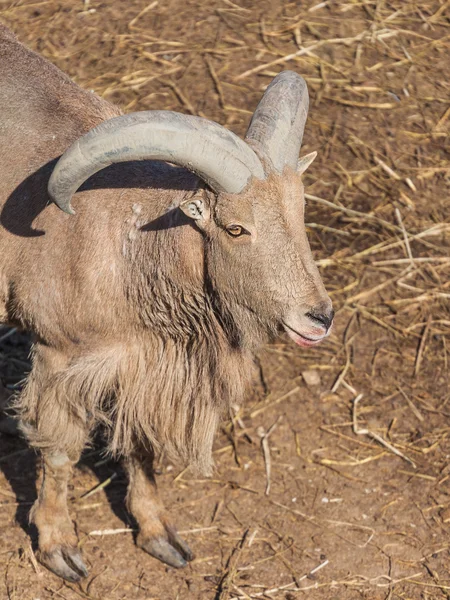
39, 546, 88, 582
167, 527, 195, 563
139, 535, 191, 569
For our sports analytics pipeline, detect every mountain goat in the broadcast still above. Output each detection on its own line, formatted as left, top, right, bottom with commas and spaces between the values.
0, 24, 333, 581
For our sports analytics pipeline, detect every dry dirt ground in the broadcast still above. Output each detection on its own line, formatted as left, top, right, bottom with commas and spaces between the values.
0, 0, 449, 599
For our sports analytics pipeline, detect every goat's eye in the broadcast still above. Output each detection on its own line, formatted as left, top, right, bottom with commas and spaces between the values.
226, 224, 248, 237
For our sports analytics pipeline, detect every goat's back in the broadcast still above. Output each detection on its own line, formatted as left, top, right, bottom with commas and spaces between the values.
0, 25, 122, 331
0, 25, 201, 345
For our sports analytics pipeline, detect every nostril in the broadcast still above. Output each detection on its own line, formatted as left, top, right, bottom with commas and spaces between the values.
306, 308, 334, 331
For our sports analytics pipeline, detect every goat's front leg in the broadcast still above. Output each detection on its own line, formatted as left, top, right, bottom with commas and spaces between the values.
31, 450, 88, 582
19, 343, 89, 582
125, 449, 194, 568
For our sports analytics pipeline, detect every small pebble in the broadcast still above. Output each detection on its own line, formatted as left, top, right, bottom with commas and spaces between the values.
302, 369, 321, 387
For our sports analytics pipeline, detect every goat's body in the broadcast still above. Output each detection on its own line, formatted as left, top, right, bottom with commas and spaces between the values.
0, 25, 251, 474
0, 23, 122, 329
0, 25, 333, 580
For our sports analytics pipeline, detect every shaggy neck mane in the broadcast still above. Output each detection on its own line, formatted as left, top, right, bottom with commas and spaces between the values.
19, 203, 258, 475
107, 217, 255, 474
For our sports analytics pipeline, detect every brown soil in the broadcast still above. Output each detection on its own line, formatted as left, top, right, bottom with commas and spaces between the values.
0, 1, 449, 599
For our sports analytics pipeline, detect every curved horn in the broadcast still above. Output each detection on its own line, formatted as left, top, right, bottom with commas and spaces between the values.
49, 111, 265, 214
245, 71, 309, 173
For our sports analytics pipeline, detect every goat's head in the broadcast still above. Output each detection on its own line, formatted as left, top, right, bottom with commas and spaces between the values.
49, 71, 333, 348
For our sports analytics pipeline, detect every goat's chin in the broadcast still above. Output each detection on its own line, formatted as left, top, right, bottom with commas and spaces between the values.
282, 323, 327, 348
242, 323, 276, 351
221, 303, 277, 351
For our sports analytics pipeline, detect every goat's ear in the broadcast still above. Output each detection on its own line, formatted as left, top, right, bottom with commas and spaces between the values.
179, 194, 211, 223
297, 151, 317, 176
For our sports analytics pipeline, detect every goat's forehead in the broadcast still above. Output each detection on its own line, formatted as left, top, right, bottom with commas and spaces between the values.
215, 176, 302, 225
214, 193, 254, 223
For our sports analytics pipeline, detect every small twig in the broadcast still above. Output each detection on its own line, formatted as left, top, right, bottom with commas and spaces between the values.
205, 55, 226, 109
78, 472, 117, 500
397, 387, 424, 422
331, 350, 351, 393
128, 1, 158, 29
164, 80, 197, 115
257, 416, 282, 496
309, 1, 329, 12
405, 177, 417, 192
414, 316, 432, 377
179, 526, 218, 535
308, 558, 330, 577
374, 156, 401, 180
250, 386, 299, 418
395, 207, 414, 267
217, 529, 249, 600
235, 33, 370, 80
353, 394, 416, 468
89, 527, 135, 536
247, 528, 258, 547
230, 558, 330, 597
305, 193, 405, 235
173, 465, 189, 482
372, 257, 450, 266
26, 542, 42, 576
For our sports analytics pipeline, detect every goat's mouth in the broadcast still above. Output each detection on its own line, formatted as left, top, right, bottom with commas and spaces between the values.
282, 322, 326, 348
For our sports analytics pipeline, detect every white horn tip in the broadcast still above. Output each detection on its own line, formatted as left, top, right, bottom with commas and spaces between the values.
297, 151, 317, 176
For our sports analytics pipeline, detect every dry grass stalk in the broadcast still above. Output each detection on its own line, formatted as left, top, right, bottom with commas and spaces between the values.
78, 472, 118, 501
331, 348, 351, 393
395, 207, 414, 267
373, 257, 450, 266
250, 386, 299, 418
89, 528, 135, 536
414, 315, 432, 377
128, 1, 158, 29
257, 416, 282, 496
352, 394, 416, 467
374, 156, 401, 180
305, 193, 404, 234
217, 529, 249, 600
230, 558, 329, 598
271, 500, 375, 548
398, 386, 424, 422
26, 542, 42, 577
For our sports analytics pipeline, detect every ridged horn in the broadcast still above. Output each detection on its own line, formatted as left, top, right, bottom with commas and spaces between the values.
245, 71, 309, 173
49, 111, 265, 214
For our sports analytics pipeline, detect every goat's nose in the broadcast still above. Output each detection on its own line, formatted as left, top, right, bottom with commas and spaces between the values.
306, 305, 334, 331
